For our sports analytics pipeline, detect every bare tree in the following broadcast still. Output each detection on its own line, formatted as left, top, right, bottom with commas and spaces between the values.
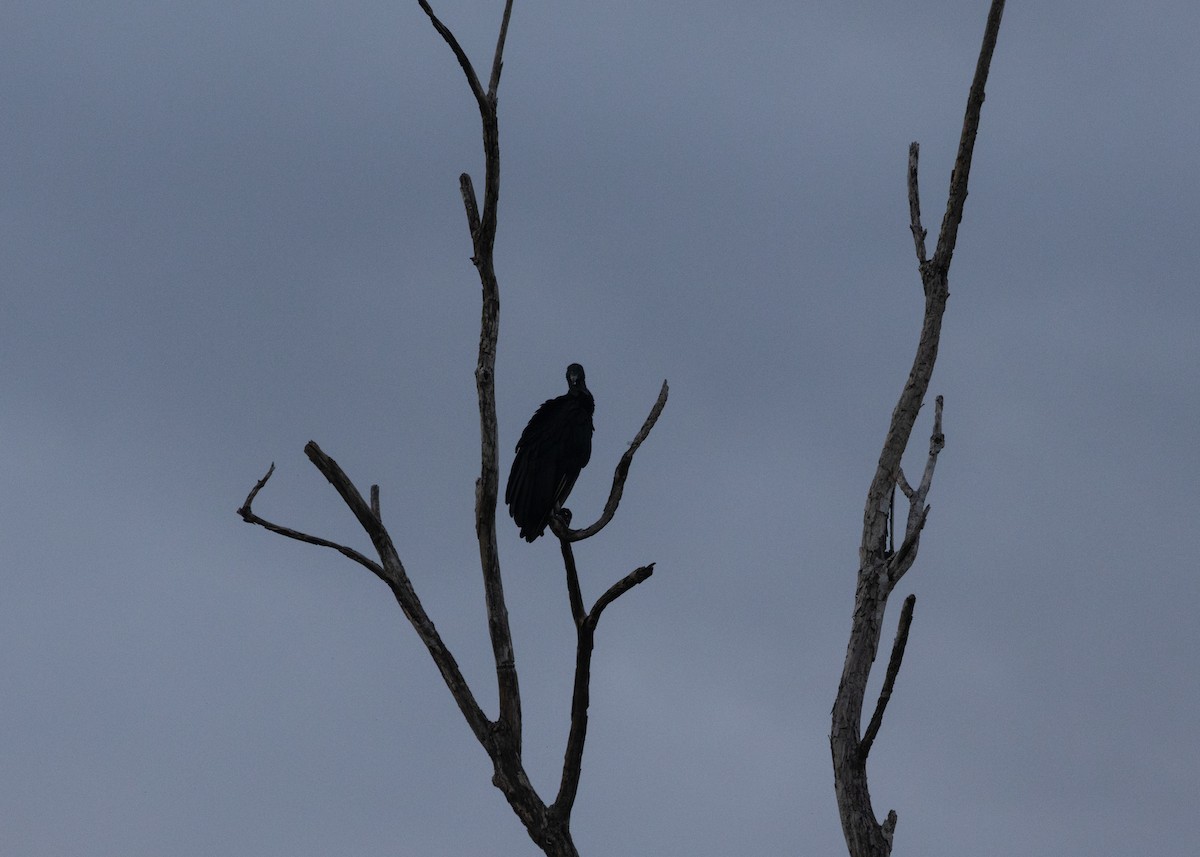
237, 3, 667, 855
830, 2, 1006, 855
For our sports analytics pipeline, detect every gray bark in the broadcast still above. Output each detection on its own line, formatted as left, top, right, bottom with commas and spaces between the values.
829, 2, 1006, 855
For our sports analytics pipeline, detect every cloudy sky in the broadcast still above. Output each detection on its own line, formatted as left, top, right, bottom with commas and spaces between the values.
4, 1, 1198, 855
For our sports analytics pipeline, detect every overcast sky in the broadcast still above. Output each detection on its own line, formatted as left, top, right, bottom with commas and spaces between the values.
3, 2, 1198, 855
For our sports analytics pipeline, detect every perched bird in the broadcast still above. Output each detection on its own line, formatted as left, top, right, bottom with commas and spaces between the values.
505, 363, 595, 541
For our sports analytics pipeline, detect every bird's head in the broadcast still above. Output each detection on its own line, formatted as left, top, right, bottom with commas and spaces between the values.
565, 363, 587, 393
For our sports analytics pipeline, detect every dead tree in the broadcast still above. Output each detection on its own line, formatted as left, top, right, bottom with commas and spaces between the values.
237, 3, 667, 855
829, 2, 1006, 855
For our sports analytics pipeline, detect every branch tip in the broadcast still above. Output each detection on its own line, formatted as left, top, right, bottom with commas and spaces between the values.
561, 380, 669, 541
907, 141, 928, 265
933, 0, 1007, 271
417, 0, 487, 108
487, 0, 515, 97
238, 462, 276, 518
590, 563, 655, 627
460, 173, 481, 240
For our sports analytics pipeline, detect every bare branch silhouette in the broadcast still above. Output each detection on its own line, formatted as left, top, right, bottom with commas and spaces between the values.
554, 379, 669, 541
552, 533, 655, 819
238, 463, 384, 580
238, 4, 664, 855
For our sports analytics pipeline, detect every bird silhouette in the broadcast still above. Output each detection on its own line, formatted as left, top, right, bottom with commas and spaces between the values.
505, 363, 594, 541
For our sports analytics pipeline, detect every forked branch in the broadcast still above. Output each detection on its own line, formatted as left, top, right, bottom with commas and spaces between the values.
547, 374, 663, 821
831, 3, 1005, 856
553, 531, 655, 819
238, 463, 384, 580
888, 396, 944, 586
239, 4, 662, 856
238, 446, 492, 748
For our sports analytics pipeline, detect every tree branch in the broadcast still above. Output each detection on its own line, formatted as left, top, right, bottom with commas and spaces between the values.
886, 504, 929, 587
907, 143, 928, 267
241, 6, 660, 853
932, 0, 1007, 273
862, 0, 1003, 566
417, 0, 519, 743
488, 0, 515, 98
545, 376, 660, 823
239, 447, 493, 748
460, 172, 481, 248
883, 396, 945, 583
553, 380, 669, 541
858, 594, 916, 762
831, 4, 1005, 855
238, 463, 385, 580
916, 395, 946, 499
552, 562, 655, 818
588, 564, 655, 627
887, 396, 945, 586
416, 0, 486, 110
552, 619, 595, 819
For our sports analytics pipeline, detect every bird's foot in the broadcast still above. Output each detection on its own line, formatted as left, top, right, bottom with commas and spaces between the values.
555, 507, 573, 527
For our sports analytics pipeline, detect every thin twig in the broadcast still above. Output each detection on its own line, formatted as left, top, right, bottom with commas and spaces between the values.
587, 564, 655, 629
917, 395, 946, 497
907, 142, 928, 266
416, 0, 486, 109
240, 461, 274, 509
460, 173, 481, 247
238, 464, 386, 579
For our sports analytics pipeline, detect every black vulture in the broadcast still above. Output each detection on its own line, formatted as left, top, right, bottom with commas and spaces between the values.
505, 363, 594, 541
